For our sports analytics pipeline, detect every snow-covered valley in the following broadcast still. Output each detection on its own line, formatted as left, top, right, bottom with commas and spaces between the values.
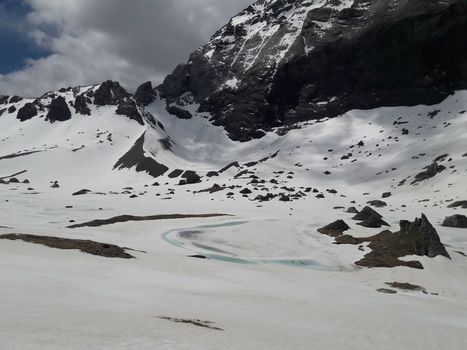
1, 85, 467, 349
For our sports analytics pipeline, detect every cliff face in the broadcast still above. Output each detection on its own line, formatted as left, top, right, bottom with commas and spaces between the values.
160, 0, 467, 141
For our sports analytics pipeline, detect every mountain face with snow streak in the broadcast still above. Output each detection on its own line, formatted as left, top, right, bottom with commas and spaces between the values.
160, 0, 467, 141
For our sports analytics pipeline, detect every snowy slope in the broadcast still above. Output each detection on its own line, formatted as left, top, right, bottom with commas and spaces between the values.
1, 81, 467, 349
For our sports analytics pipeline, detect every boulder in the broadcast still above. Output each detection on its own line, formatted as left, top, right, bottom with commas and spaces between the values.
442, 215, 467, 228
317, 220, 350, 237
17, 103, 38, 122
46, 96, 71, 122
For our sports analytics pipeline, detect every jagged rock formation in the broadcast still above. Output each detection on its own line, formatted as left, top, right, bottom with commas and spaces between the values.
17, 103, 38, 122
46, 96, 72, 122
160, 0, 467, 141
336, 214, 451, 268
318, 219, 350, 237
135, 81, 156, 106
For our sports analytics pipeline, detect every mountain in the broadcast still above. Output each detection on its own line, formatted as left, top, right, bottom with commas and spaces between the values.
1, 1, 467, 349
160, 0, 467, 141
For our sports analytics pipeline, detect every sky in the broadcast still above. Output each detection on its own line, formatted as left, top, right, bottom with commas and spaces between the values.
0, 0, 252, 97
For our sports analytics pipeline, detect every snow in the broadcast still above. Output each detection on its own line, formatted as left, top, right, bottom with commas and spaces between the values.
0, 89, 467, 349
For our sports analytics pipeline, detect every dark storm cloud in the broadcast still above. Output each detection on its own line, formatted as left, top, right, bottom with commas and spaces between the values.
0, 0, 252, 96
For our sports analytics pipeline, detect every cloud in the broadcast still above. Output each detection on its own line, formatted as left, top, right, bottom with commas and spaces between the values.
0, 0, 252, 97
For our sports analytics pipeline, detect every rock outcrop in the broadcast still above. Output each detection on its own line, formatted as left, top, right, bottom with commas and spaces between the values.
159, 0, 467, 141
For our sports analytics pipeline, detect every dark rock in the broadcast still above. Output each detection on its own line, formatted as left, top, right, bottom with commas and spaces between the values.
46, 96, 72, 122
442, 214, 467, 228
206, 171, 219, 177
16, 103, 38, 122
135, 81, 156, 106
160, 1, 467, 141
94, 81, 130, 106
9, 96, 23, 103
168, 169, 184, 178
367, 200, 387, 208
8, 177, 19, 183
74, 95, 91, 115
317, 220, 350, 237
447, 200, 467, 209
411, 162, 446, 184
376, 288, 397, 294
180, 171, 201, 185
353, 206, 389, 228
240, 188, 252, 195
114, 132, 169, 178
72, 189, 91, 196
166, 105, 193, 119
382, 192, 392, 199
8, 106, 16, 113
402, 128, 409, 135
116, 98, 144, 125
346, 207, 359, 214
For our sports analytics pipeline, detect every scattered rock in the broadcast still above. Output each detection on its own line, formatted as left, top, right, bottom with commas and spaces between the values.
385, 282, 425, 291
72, 189, 91, 196
447, 201, 467, 209
159, 316, 223, 331
376, 288, 397, 294
367, 200, 387, 208
382, 192, 392, 199
353, 206, 389, 228
442, 214, 467, 229
411, 162, 446, 185
317, 220, 350, 237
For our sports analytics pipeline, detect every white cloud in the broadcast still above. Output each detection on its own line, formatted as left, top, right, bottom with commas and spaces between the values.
0, 0, 252, 97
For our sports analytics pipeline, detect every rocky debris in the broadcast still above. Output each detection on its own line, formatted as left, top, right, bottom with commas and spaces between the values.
50, 181, 60, 188
8, 106, 16, 113
382, 192, 392, 199
0, 234, 135, 259
442, 215, 467, 228
46, 96, 72, 122
376, 288, 397, 294
114, 132, 169, 178
0, 150, 42, 161
317, 220, 350, 238
68, 213, 230, 228
16, 103, 38, 122
115, 98, 144, 125
411, 162, 446, 184
166, 105, 192, 119
353, 206, 389, 228
447, 201, 467, 209
206, 171, 219, 177
337, 214, 450, 269
72, 189, 91, 196
367, 200, 387, 208
159, 316, 223, 331
385, 282, 425, 291
135, 81, 156, 106
94, 80, 130, 106
74, 95, 91, 115
401, 128, 409, 135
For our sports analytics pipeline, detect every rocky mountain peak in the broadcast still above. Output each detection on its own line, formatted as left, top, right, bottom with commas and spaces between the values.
159, 0, 467, 141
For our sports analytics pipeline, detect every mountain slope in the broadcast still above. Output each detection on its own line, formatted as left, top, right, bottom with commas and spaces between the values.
160, 0, 467, 141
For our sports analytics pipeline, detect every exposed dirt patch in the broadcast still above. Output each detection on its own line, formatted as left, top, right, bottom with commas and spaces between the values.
0, 233, 135, 259
68, 213, 231, 228
159, 316, 223, 331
